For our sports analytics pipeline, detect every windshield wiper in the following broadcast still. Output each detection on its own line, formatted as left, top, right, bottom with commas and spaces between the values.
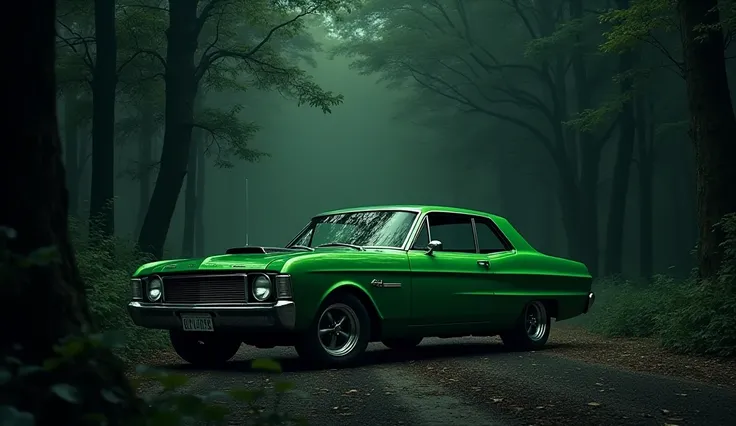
316, 243, 365, 251
289, 245, 315, 251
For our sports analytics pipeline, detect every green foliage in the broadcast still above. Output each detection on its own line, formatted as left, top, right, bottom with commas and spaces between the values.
70, 217, 167, 363
599, 0, 678, 55
584, 214, 736, 356
197, 106, 266, 168
1, 225, 304, 425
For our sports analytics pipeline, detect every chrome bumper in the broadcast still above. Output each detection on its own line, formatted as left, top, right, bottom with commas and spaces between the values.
585, 291, 595, 313
127, 300, 296, 331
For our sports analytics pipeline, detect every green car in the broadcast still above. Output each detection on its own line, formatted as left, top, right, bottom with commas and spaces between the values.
128, 205, 594, 367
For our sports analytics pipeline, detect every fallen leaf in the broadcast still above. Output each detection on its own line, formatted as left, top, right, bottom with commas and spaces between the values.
661, 409, 671, 415
587, 402, 602, 407
345, 389, 358, 395
675, 393, 688, 397
490, 398, 504, 403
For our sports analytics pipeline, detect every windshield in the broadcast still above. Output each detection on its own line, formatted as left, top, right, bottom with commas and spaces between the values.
289, 210, 418, 248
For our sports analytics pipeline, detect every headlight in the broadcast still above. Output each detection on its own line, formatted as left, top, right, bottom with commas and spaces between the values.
252, 275, 272, 301
148, 277, 163, 302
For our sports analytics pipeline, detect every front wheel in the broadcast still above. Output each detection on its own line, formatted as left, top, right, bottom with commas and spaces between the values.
500, 301, 551, 351
295, 293, 371, 366
170, 331, 241, 367
382, 337, 423, 350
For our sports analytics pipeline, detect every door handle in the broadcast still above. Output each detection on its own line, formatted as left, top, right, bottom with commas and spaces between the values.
477, 260, 490, 268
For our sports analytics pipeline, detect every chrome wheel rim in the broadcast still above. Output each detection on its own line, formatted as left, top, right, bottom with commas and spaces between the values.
525, 301, 548, 341
317, 303, 360, 357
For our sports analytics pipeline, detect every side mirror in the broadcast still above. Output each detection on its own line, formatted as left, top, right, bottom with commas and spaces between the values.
426, 240, 443, 255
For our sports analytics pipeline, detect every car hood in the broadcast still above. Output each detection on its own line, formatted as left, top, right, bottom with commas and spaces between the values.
133, 251, 314, 276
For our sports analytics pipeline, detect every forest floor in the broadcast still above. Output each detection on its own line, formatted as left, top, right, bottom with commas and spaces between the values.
133, 324, 736, 425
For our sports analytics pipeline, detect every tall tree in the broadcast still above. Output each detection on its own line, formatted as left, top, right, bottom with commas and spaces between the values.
2, 0, 139, 421
677, 0, 736, 279
137, 0, 347, 257
89, 0, 118, 236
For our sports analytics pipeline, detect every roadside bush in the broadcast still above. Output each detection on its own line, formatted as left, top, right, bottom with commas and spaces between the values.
69, 217, 167, 363
585, 214, 736, 356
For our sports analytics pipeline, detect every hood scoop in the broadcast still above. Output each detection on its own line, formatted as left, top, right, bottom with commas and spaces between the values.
225, 246, 307, 255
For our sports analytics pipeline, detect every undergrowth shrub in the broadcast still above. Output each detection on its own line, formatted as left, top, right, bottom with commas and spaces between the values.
69, 217, 167, 363
585, 214, 736, 356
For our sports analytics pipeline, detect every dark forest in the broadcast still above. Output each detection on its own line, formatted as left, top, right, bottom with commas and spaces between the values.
1, 0, 735, 425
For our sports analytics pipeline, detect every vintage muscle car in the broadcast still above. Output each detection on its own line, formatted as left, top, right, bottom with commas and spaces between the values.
128, 205, 594, 367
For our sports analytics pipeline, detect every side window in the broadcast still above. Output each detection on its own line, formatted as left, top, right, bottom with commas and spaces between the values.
411, 218, 430, 250
474, 217, 509, 253
427, 213, 475, 253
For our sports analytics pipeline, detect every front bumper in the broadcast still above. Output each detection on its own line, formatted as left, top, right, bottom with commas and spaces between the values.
584, 291, 595, 313
127, 300, 296, 331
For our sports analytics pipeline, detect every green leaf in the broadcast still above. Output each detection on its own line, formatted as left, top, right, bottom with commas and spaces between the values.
251, 358, 282, 373
17, 366, 43, 377
50, 383, 81, 404
22, 246, 61, 267
0, 370, 11, 386
0, 406, 34, 426
274, 381, 295, 393
101, 388, 123, 404
227, 388, 262, 402
154, 373, 189, 391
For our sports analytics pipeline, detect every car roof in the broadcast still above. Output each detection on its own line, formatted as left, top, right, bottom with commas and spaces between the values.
314, 205, 506, 221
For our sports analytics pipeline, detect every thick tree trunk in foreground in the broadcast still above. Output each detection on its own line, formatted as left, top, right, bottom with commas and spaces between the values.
678, 0, 736, 279
1, 1, 139, 422
138, 0, 199, 258
88, 0, 118, 237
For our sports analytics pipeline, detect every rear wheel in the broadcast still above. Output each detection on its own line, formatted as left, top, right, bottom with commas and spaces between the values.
500, 301, 550, 351
295, 293, 371, 366
170, 331, 241, 367
382, 337, 423, 350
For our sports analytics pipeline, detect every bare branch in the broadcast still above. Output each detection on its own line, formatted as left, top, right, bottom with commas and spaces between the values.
117, 49, 167, 74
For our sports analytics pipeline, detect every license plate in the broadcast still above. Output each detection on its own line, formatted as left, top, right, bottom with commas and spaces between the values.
181, 314, 214, 332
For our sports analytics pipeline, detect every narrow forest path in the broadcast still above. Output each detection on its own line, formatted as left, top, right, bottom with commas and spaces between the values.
140, 327, 736, 426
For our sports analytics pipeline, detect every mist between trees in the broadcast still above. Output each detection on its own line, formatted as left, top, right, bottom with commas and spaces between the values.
1, 0, 734, 424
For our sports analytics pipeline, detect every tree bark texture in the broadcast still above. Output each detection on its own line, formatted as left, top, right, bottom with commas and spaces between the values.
89, 0, 118, 237
138, 0, 199, 258
1, 1, 140, 422
677, 0, 736, 279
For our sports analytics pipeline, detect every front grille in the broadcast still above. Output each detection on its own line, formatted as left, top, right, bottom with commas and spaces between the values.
162, 274, 247, 303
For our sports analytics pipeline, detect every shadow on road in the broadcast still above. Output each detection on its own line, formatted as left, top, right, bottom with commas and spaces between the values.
162, 340, 570, 374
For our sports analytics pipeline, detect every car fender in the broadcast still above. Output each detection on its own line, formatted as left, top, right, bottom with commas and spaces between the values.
319, 280, 384, 320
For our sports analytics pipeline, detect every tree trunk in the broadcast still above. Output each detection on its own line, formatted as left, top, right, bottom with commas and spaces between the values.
570, 0, 601, 276
63, 88, 80, 217
138, 0, 199, 258
135, 103, 155, 236
194, 129, 206, 257
604, 27, 637, 275
637, 99, 654, 279
677, 0, 736, 279
181, 136, 197, 257
88, 0, 117, 237
2, 1, 140, 422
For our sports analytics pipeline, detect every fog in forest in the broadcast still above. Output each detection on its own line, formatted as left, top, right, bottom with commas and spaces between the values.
56, 0, 736, 280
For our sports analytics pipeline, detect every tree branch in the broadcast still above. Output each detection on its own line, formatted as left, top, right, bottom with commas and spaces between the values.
117, 49, 167, 74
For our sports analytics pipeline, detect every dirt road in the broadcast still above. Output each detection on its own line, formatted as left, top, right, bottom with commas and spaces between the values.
148, 331, 736, 426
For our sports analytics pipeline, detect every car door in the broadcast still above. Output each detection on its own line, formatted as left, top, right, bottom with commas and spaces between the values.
466, 215, 517, 328
407, 212, 489, 326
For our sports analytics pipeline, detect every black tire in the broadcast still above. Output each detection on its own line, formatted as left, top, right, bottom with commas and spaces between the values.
382, 337, 423, 350
295, 293, 371, 367
169, 331, 241, 367
500, 301, 551, 351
